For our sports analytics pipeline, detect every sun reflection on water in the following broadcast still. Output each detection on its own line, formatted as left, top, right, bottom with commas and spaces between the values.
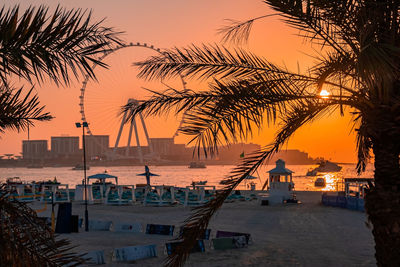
320, 173, 343, 191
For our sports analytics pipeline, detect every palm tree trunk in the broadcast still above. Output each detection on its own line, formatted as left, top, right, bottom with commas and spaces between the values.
365, 138, 400, 266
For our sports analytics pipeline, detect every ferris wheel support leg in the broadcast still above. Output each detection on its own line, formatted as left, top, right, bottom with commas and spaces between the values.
113, 111, 128, 156
126, 119, 135, 157
139, 114, 153, 154
132, 118, 144, 164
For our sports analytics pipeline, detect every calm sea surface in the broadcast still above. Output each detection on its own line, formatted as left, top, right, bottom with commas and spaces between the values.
0, 164, 374, 191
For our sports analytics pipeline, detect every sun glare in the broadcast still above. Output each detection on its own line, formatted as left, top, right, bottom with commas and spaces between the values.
319, 89, 330, 99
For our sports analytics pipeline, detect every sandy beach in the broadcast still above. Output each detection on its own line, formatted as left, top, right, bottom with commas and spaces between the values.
32, 191, 375, 266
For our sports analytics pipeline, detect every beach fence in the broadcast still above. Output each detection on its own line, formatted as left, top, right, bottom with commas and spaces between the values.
321, 193, 365, 212
321, 178, 372, 212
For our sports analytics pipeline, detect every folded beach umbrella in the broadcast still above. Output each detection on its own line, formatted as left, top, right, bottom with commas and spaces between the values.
137, 165, 159, 186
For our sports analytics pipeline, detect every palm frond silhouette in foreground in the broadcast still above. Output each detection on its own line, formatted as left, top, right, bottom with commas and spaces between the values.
0, 4, 123, 266
0, 5, 123, 85
125, 1, 400, 266
0, 86, 52, 133
0, 185, 85, 266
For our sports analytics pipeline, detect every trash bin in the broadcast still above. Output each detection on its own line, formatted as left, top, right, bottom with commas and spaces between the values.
70, 215, 79, 233
55, 203, 72, 233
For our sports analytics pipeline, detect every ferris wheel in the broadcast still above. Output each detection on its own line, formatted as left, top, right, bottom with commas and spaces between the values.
78, 42, 187, 161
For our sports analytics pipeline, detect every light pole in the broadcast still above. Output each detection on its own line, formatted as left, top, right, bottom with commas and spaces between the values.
76, 122, 89, 231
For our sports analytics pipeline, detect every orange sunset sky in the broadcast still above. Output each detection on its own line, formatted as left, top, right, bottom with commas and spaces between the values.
2, 0, 357, 163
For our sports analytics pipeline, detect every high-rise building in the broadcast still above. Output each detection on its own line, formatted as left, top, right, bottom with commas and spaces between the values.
149, 138, 174, 156
22, 140, 49, 159
85, 135, 109, 159
51, 136, 79, 158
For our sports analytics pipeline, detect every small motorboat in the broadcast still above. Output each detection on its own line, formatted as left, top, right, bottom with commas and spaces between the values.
306, 160, 342, 176
188, 161, 206, 168
314, 177, 326, 187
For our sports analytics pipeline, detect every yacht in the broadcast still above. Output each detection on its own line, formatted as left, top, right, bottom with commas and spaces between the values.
306, 161, 342, 176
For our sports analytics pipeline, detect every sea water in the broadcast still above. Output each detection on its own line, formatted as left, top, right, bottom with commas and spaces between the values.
0, 164, 374, 191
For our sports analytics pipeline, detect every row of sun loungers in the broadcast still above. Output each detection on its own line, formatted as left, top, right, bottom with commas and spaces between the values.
81, 220, 252, 264
7, 183, 259, 208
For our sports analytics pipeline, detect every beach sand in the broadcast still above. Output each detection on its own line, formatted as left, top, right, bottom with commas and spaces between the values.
33, 191, 375, 266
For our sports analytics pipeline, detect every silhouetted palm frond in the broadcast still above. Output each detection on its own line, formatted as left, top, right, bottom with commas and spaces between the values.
164, 99, 339, 267
124, 75, 321, 158
0, 5, 123, 85
0, 185, 85, 266
134, 44, 321, 82
217, 14, 277, 44
0, 86, 52, 133
129, 1, 400, 266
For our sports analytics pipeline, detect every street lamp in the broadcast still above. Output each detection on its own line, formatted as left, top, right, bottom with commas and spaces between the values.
75, 121, 89, 231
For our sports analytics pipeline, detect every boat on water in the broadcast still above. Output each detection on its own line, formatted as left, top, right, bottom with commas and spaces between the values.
314, 177, 326, 187
72, 164, 90, 170
306, 161, 342, 176
188, 161, 206, 168
192, 180, 207, 186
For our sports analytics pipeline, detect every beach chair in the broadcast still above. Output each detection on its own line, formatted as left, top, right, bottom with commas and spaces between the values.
165, 240, 205, 255
216, 230, 252, 245
146, 224, 175, 236
212, 236, 247, 250
105, 185, 133, 205
112, 244, 157, 262
143, 186, 177, 206
174, 189, 186, 204
88, 220, 112, 231
112, 222, 143, 233
179, 227, 211, 240
83, 250, 106, 265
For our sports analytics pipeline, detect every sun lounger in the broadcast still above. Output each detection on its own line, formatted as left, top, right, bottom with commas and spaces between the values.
143, 186, 177, 206
83, 250, 105, 265
212, 236, 248, 250
165, 240, 205, 255
179, 227, 211, 240
88, 220, 112, 231
216, 230, 252, 244
146, 224, 175, 236
112, 244, 157, 262
112, 222, 143, 233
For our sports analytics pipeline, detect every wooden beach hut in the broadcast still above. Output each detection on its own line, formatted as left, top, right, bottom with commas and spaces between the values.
262, 159, 295, 204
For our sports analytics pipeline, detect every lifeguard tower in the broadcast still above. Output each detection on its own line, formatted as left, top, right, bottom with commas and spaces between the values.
262, 159, 295, 204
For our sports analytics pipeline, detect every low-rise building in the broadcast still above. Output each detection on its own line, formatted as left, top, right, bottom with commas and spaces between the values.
51, 136, 79, 158
22, 140, 49, 159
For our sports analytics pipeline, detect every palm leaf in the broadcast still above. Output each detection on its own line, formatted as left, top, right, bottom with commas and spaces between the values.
134, 44, 320, 82
0, 5, 123, 86
0, 86, 52, 133
164, 99, 337, 267
217, 14, 277, 44
0, 185, 85, 266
